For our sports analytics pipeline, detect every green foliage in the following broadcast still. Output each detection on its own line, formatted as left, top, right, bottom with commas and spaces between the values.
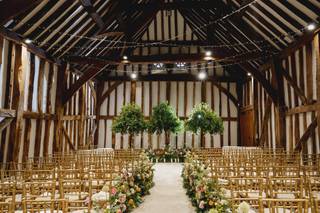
112, 103, 147, 135
148, 102, 183, 135
185, 102, 224, 135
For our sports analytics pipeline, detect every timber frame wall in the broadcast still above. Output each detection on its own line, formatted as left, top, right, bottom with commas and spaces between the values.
242, 32, 320, 154
0, 36, 96, 164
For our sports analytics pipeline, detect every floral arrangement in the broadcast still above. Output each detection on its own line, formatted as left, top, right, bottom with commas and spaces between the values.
145, 146, 189, 163
182, 152, 232, 213
92, 151, 154, 213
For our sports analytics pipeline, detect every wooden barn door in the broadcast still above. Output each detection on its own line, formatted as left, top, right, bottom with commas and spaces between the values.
240, 106, 254, 146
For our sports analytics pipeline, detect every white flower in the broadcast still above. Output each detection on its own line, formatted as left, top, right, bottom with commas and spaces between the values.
92, 191, 109, 202
237, 201, 250, 213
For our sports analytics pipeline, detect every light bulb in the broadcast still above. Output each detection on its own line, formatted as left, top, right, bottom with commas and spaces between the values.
24, 39, 32, 44
198, 72, 207, 80
130, 73, 137, 79
307, 23, 316, 31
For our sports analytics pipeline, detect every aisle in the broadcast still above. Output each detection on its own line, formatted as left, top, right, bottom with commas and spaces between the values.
133, 163, 195, 213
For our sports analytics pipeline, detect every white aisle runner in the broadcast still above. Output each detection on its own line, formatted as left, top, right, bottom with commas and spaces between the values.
133, 163, 195, 213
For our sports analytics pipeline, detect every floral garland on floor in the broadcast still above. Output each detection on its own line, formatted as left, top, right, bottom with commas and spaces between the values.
182, 152, 232, 213
92, 151, 154, 213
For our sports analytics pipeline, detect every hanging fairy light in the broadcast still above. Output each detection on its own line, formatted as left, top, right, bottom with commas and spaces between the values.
204, 50, 214, 61
307, 23, 316, 31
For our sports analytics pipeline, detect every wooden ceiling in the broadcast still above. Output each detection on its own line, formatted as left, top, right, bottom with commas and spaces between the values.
1, 0, 320, 81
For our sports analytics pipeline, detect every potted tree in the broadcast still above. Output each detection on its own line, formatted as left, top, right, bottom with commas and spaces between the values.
185, 102, 224, 148
112, 103, 147, 149
148, 102, 183, 149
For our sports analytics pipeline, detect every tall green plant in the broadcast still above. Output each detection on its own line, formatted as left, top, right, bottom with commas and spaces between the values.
148, 102, 183, 147
185, 102, 224, 147
112, 103, 147, 148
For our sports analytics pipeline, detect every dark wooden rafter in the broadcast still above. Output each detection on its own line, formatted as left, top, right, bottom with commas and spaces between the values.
80, 0, 105, 29
279, 65, 308, 105
64, 0, 162, 105
0, 0, 43, 24
0, 26, 60, 64
0, 118, 14, 132
97, 81, 122, 107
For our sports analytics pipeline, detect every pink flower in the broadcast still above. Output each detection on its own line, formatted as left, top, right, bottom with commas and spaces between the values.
199, 200, 205, 209
111, 187, 117, 195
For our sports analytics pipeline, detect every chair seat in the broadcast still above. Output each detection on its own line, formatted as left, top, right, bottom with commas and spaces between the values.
65, 192, 89, 201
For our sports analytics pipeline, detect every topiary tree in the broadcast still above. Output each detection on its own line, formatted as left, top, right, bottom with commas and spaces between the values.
185, 102, 224, 147
148, 101, 183, 147
112, 103, 147, 148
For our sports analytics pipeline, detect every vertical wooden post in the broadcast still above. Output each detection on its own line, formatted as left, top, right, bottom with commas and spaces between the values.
271, 58, 286, 149
236, 80, 243, 146
78, 85, 85, 149
54, 63, 67, 153
8, 44, 23, 163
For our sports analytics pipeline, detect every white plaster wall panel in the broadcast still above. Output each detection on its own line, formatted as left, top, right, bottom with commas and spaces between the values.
136, 82, 142, 107
143, 82, 150, 116
205, 82, 212, 108
186, 82, 193, 115
28, 120, 37, 158
230, 121, 238, 146
98, 120, 105, 148
125, 82, 131, 104
39, 120, 46, 157
134, 134, 142, 149
213, 134, 221, 148
302, 47, 308, 96
178, 82, 185, 117
312, 40, 317, 100
170, 82, 177, 111
223, 122, 228, 146
285, 116, 290, 151
271, 105, 276, 149
194, 82, 201, 105
185, 132, 192, 148
116, 83, 123, 115
213, 86, 220, 115
48, 121, 54, 155
109, 85, 115, 116
159, 81, 166, 102
106, 120, 112, 148
51, 65, 58, 113
32, 56, 40, 112
151, 82, 158, 108
22, 48, 31, 111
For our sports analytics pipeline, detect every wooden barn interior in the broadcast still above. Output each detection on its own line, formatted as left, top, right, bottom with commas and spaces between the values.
0, 0, 320, 212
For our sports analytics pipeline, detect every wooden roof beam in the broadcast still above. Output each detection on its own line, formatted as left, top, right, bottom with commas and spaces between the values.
80, 0, 105, 29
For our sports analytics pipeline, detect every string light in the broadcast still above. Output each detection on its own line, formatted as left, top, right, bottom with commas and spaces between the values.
123, 55, 128, 60
176, 62, 186, 68
247, 72, 252, 77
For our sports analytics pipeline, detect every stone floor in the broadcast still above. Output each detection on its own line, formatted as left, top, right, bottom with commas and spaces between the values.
133, 163, 195, 213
